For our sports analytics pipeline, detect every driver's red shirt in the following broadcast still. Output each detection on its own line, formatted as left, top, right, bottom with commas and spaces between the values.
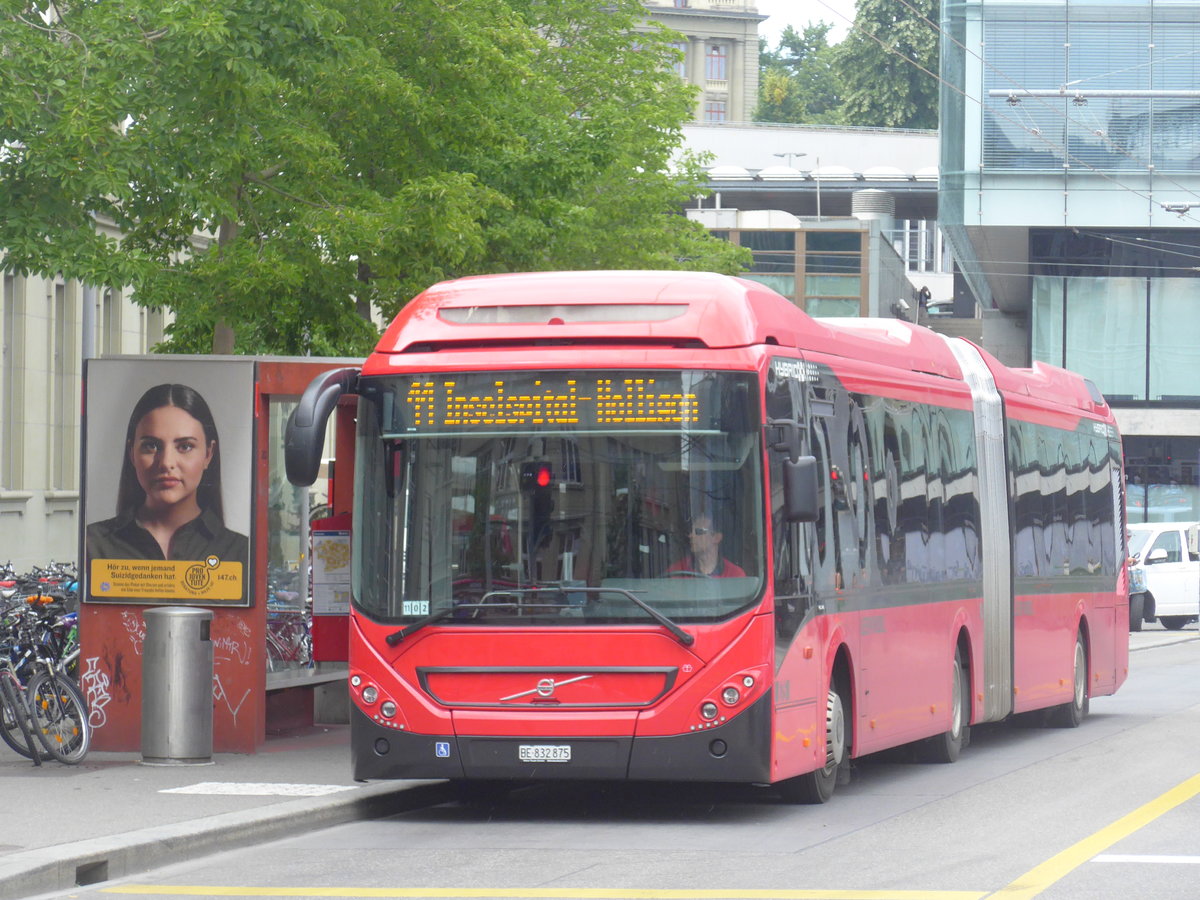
667, 556, 746, 578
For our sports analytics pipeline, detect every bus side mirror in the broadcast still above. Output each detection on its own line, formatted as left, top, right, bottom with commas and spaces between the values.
783, 455, 819, 523
285, 366, 360, 486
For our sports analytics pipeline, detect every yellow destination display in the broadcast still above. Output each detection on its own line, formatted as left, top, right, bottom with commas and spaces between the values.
400, 373, 703, 431
90, 556, 244, 602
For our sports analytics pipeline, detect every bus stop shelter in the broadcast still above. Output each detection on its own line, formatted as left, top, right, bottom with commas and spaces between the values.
79, 356, 355, 753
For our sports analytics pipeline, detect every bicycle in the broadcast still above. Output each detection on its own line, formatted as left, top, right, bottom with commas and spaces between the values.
0, 655, 41, 765
1, 603, 89, 764
25, 664, 90, 763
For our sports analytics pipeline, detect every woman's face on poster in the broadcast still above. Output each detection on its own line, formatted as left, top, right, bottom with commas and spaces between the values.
129, 404, 215, 512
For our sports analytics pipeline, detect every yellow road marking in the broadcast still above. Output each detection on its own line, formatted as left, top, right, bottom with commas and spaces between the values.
102, 774, 1200, 900
993, 772, 1200, 898
103, 888, 986, 899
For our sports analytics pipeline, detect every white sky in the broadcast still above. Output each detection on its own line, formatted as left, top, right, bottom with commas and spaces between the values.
756, 0, 858, 47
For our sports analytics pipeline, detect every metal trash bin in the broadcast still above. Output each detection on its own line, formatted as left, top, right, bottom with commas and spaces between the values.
141, 606, 214, 765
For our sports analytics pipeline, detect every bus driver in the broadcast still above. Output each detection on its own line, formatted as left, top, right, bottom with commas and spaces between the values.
668, 513, 746, 578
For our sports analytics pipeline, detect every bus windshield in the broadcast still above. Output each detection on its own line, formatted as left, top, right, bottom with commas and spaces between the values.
352, 369, 764, 626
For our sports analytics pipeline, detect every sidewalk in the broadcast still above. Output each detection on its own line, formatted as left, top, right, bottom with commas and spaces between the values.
0, 724, 452, 900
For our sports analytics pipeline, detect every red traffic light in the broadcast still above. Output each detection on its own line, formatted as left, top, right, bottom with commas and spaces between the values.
521, 461, 553, 490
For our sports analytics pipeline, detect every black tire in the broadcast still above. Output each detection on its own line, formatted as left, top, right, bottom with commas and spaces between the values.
0, 673, 41, 764
1047, 631, 1089, 728
1159, 616, 1189, 631
1128, 593, 1144, 632
27, 672, 90, 764
918, 649, 969, 763
779, 680, 847, 804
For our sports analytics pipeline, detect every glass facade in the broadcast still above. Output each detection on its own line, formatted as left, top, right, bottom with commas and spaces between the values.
981, 3, 1200, 173
1029, 229, 1200, 403
943, 3, 1200, 528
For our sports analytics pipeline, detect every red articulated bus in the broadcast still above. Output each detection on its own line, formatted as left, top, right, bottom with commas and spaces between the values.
285, 270, 1128, 803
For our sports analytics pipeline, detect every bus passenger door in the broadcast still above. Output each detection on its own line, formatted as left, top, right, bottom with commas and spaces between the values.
766, 357, 823, 777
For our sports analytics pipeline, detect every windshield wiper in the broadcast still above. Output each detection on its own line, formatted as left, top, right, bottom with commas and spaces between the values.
385, 606, 458, 646
588, 587, 695, 646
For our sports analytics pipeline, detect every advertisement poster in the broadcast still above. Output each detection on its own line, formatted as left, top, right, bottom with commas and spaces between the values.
82, 358, 255, 607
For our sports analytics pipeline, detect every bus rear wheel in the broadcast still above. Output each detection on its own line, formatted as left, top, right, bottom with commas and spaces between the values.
918, 649, 969, 763
779, 681, 846, 804
1047, 631, 1089, 728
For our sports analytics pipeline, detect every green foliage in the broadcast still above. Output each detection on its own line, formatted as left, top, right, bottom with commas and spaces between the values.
754, 3, 939, 130
756, 25, 844, 125
0, 0, 748, 354
835, 0, 939, 129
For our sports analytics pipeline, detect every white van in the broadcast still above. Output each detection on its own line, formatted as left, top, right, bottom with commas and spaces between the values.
1127, 521, 1200, 631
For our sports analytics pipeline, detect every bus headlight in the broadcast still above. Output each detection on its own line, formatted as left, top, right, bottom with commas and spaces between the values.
361, 685, 379, 705
380, 701, 397, 718
722, 686, 741, 706
700, 701, 719, 720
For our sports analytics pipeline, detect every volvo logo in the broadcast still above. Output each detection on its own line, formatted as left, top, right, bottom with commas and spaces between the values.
500, 674, 592, 702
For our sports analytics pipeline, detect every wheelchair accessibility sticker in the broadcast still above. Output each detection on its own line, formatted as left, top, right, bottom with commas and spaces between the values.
435, 742, 451, 758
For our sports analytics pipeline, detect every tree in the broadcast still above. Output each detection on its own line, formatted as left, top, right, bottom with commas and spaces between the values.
833, 0, 939, 129
0, 0, 747, 355
756, 25, 844, 125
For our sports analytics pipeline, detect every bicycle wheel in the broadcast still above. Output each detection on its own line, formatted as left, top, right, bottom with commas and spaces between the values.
27, 671, 90, 764
0, 672, 41, 764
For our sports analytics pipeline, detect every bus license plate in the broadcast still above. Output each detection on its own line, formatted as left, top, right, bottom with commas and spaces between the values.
518, 744, 571, 763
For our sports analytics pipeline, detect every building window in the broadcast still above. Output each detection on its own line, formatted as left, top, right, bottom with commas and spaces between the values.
804, 232, 863, 316
143, 307, 166, 353
1124, 436, 1200, 524
704, 100, 727, 122
674, 0, 688, 8
896, 219, 946, 274
668, 41, 687, 79
706, 45, 727, 81
2, 273, 24, 490
739, 231, 796, 299
51, 282, 77, 490
102, 287, 121, 355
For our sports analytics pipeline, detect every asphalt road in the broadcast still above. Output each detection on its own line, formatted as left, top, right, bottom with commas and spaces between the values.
36, 626, 1200, 900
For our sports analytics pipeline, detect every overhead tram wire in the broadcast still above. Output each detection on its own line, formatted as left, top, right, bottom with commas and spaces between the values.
809, 0, 1200, 226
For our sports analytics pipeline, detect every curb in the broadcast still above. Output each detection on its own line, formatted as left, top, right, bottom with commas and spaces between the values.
1130, 633, 1199, 652
0, 779, 454, 900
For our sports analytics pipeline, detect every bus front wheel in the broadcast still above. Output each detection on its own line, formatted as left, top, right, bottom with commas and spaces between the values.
779, 681, 847, 804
